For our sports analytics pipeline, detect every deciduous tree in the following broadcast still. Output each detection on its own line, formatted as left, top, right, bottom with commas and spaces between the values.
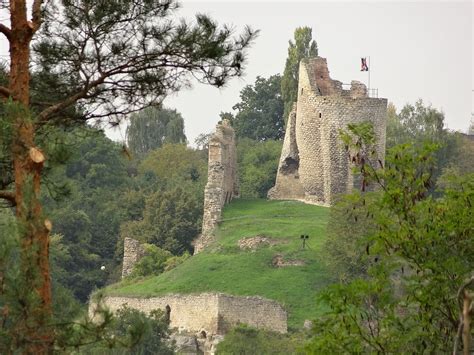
308, 124, 474, 353
281, 27, 318, 121
126, 106, 187, 158
231, 75, 284, 141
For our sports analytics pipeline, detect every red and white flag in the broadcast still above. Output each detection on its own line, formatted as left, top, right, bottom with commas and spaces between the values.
361, 57, 369, 71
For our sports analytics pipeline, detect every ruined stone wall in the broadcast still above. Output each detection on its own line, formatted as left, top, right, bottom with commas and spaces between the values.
121, 238, 146, 278
194, 120, 238, 253
95, 294, 219, 334
270, 57, 387, 206
217, 294, 287, 334
91, 293, 287, 335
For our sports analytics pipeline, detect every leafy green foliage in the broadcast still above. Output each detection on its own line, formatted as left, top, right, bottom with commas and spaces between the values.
126, 106, 187, 158
138, 143, 207, 189
281, 27, 318, 121
237, 139, 282, 198
386, 100, 445, 147
216, 325, 304, 354
163, 252, 191, 272
121, 186, 202, 254
42, 127, 134, 301
307, 123, 474, 353
230, 75, 285, 141
386, 100, 461, 187
128, 245, 191, 279
322, 194, 375, 282
130, 244, 172, 278
52, 300, 172, 354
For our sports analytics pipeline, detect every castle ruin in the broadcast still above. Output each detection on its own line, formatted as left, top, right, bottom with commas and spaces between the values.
268, 57, 387, 206
194, 120, 238, 253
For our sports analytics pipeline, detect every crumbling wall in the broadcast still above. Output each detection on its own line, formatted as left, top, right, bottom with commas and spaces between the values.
217, 294, 287, 334
269, 56, 387, 206
94, 294, 219, 334
194, 120, 238, 254
90, 293, 287, 336
121, 237, 146, 278
267, 104, 305, 200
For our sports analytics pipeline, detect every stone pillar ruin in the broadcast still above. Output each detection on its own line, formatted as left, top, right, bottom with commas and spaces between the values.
194, 120, 238, 254
121, 237, 146, 278
269, 56, 387, 206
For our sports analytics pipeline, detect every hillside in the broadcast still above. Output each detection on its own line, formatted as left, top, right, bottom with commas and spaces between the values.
105, 199, 331, 329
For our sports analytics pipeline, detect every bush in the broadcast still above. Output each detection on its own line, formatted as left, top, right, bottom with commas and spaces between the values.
130, 244, 172, 278
163, 252, 191, 272
216, 325, 303, 354
237, 138, 282, 198
80, 306, 173, 354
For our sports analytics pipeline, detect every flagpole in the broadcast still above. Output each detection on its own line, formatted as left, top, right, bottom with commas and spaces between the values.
368, 56, 371, 95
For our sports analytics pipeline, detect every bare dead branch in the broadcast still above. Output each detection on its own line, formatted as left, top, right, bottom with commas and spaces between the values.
31, 0, 43, 32
0, 23, 11, 40
0, 190, 15, 206
0, 86, 11, 98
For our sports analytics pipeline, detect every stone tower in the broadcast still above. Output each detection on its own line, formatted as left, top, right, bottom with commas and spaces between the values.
194, 119, 238, 253
268, 57, 387, 206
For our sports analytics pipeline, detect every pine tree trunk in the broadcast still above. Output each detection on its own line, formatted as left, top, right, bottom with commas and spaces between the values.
9, 0, 53, 352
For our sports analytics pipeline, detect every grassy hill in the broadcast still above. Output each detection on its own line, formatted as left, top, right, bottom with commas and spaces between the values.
105, 199, 331, 329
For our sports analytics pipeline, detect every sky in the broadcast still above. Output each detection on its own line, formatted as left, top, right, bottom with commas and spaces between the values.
0, 1, 472, 143
111, 0, 470, 145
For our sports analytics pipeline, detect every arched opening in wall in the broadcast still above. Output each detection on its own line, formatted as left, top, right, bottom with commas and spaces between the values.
200, 330, 207, 339
165, 305, 171, 323
319, 112, 322, 118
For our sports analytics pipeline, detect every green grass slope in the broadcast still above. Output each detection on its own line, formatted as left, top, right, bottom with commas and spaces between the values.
106, 199, 330, 329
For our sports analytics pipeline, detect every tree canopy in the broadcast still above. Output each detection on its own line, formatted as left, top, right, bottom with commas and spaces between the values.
231, 75, 285, 141
126, 106, 187, 158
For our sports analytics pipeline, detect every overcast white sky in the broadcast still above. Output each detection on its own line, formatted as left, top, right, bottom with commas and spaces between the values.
116, 0, 471, 145
2, 1, 473, 143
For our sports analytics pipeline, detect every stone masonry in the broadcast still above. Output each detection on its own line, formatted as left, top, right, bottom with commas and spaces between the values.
268, 57, 387, 206
121, 237, 146, 278
90, 293, 287, 335
194, 120, 238, 253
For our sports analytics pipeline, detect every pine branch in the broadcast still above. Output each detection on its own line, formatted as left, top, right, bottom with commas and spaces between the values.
36, 74, 108, 123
